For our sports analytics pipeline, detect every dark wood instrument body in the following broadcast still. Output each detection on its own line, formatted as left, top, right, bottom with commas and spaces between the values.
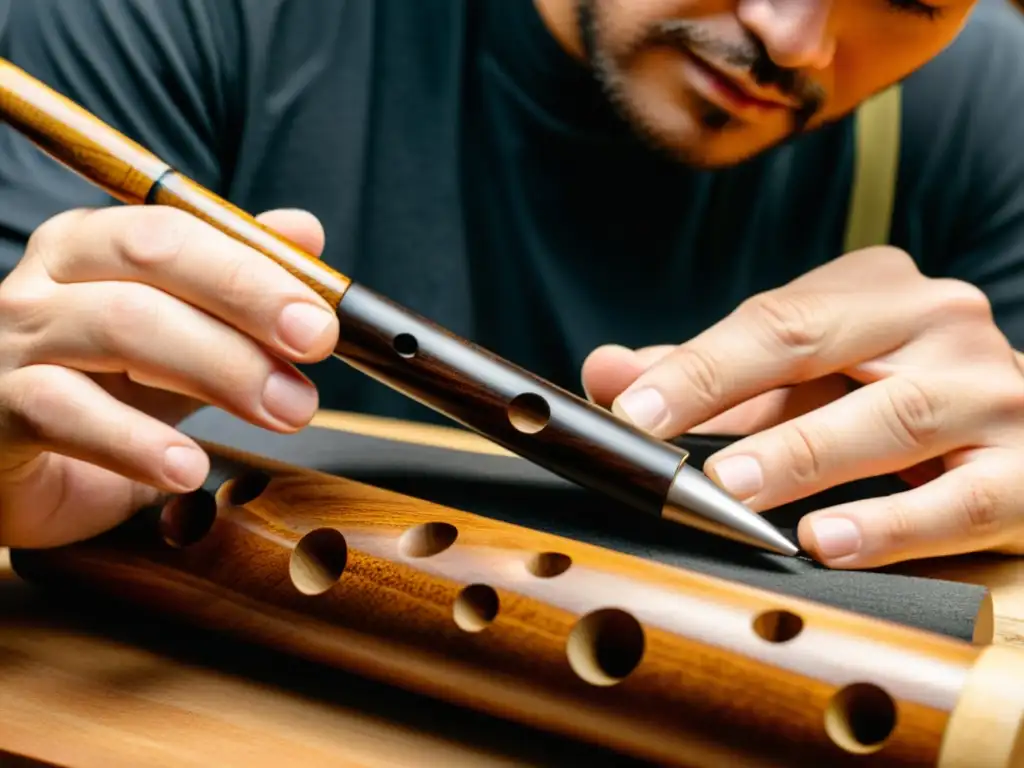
334, 282, 686, 514
11, 444, 989, 767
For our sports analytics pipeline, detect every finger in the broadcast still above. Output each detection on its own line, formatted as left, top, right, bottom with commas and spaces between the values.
27, 206, 338, 364
0, 456, 164, 549
797, 448, 1024, 569
582, 345, 852, 434
703, 371, 997, 512
0, 364, 209, 493
691, 375, 853, 435
25, 280, 319, 433
581, 344, 674, 404
255, 209, 326, 258
608, 279, 985, 438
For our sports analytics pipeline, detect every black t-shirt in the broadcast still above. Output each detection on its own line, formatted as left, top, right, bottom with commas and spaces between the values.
0, 0, 1022, 426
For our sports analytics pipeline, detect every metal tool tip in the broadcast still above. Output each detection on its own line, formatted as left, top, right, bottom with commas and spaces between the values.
661, 464, 800, 556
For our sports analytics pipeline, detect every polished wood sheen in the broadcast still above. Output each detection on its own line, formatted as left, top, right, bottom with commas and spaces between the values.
10, 444, 1024, 768
334, 283, 686, 514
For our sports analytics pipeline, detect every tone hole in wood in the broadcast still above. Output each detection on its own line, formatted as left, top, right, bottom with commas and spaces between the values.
454, 584, 500, 632
223, 471, 272, 506
566, 608, 645, 687
507, 392, 550, 434
752, 609, 804, 643
824, 682, 897, 755
399, 522, 458, 558
393, 333, 418, 358
290, 528, 349, 596
526, 551, 572, 578
159, 490, 217, 548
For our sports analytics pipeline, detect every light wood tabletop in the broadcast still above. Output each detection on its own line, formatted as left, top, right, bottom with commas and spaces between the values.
2, 410, 1023, 767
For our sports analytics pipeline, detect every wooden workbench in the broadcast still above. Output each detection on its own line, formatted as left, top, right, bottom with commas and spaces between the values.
2, 410, 1023, 767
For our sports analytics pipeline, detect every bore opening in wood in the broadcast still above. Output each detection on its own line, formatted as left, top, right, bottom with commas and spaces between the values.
398, 522, 458, 558
393, 333, 418, 358
290, 528, 348, 596
526, 551, 572, 578
566, 608, 645, 687
453, 584, 500, 633
824, 683, 897, 754
753, 609, 804, 643
507, 392, 550, 434
159, 490, 217, 548
222, 471, 271, 506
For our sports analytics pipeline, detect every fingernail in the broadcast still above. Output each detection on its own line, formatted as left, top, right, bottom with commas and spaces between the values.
708, 455, 763, 500
809, 518, 861, 559
615, 387, 668, 431
278, 303, 335, 353
262, 372, 319, 428
163, 446, 208, 489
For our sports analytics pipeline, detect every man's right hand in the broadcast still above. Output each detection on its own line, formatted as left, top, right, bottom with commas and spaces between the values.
0, 206, 339, 549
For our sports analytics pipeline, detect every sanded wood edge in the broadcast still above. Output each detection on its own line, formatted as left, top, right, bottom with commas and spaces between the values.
937, 644, 1024, 768
974, 591, 996, 645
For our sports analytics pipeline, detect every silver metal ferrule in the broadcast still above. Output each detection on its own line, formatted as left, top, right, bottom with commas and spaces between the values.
661, 463, 799, 556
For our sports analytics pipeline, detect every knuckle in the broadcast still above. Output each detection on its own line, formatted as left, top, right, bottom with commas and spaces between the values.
847, 246, 919, 278
956, 478, 1003, 537
996, 377, 1024, 418
0, 279, 58, 372
213, 250, 257, 302
25, 210, 75, 257
878, 246, 918, 272
881, 378, 945, 449
93, 286, 162, 354
881, 502, 921, 550
666, 346, 724, 408
0, 276, 51, 329
116, 206, 191, 267
25, 209, 89, 277
780, 421, 824, 485
1, 367, 68, 444
928, 278, 993, 322
743, 291, 829, 358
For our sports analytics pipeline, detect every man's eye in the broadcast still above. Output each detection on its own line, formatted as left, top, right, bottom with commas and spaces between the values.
887, 0, 943, 18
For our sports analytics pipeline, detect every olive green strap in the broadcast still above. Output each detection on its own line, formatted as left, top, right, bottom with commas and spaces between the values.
843, 85, 902, 252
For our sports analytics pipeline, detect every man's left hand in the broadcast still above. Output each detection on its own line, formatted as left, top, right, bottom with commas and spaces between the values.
582, 248, 1024, 569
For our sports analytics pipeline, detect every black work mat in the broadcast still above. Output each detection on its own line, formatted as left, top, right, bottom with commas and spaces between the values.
180, 408, 989, 642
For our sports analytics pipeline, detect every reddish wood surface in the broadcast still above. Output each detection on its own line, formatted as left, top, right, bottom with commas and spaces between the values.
10, 440, 1024, 767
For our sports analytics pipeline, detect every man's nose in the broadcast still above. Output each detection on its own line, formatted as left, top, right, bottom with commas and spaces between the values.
737, 0, 837, 70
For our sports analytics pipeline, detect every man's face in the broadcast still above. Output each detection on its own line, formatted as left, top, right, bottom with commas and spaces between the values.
575, 0, 976, 166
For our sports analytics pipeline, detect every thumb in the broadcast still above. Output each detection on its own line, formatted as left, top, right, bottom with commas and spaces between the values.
256, 209, 326, 259
581, 344, 676, 406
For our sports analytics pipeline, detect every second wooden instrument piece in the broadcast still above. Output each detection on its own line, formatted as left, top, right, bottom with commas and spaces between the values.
10, 444, 1024, 768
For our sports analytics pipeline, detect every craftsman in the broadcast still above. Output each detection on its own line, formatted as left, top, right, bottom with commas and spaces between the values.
0, 0, 1021, 572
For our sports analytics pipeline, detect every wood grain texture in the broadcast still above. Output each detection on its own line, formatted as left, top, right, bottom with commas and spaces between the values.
10, 442, 1024, 768
333, 282, 689, 516
0, 551, 574, 768
0, 60, 166, 204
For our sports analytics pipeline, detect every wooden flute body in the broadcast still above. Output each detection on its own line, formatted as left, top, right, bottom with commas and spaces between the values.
0, 58, 794, 556
11, 443, 1024, 768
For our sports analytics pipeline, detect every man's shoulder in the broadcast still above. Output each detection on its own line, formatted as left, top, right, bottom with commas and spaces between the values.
900, 1, 1024, 134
